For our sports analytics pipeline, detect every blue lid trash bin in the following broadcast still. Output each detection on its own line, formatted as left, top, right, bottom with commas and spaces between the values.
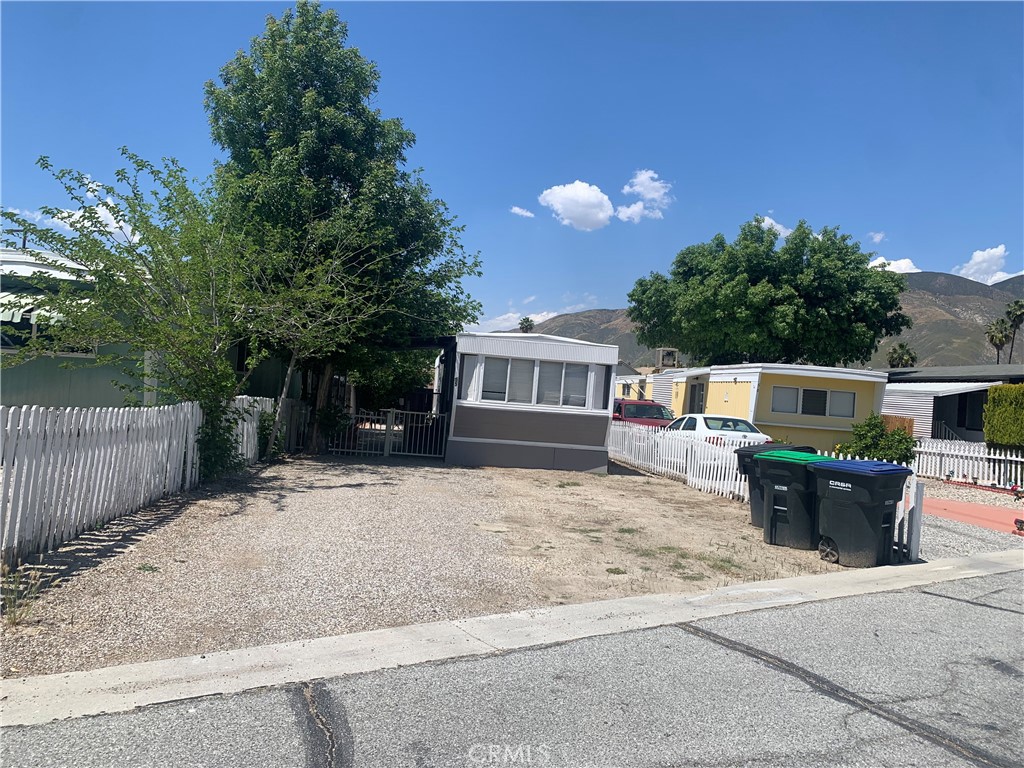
810, 460, 913, 567
753, 450, 834, 549
735, 444, 816, 528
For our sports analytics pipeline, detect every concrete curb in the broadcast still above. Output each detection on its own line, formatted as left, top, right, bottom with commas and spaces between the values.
2, 549, 1021, 727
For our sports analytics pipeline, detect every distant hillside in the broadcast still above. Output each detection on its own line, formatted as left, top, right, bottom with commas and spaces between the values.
532, 309, 656, 368
527, 272, 1023, 368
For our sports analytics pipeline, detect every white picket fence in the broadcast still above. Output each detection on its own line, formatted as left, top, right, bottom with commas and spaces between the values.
1, 395, 309, 568
913, 438, 1024, 487
608, 422, 751, 500
232, 396, 275, 464
1, 402, 202, 568
609, 422, 925, 561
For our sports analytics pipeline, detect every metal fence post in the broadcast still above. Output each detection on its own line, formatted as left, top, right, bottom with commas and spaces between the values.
908, 479, 924, 562
383, 409, 395, 457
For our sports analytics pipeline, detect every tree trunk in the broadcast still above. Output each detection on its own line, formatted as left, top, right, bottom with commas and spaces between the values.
267, 349, 299, 459
1008, 331, 1017, 365
307, 360, 334, 454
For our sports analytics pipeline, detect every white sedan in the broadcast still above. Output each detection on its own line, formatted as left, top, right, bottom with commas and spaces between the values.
663, 413, 773, 445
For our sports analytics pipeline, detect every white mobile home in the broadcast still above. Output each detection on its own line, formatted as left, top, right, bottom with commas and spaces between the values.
447, 333, 618, 472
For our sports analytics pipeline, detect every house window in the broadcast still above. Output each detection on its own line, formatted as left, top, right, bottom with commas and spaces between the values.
537, 361, 563, 406
464, 356, 602, 410
458, 354, 477, 400
562, 363, 588, 407
771, 385, 857, 418
771, 386, 799, 414
801, 389, 828, 416
829, 391, 856, 418
481, 357, 510, 401
507, 359, 535, 403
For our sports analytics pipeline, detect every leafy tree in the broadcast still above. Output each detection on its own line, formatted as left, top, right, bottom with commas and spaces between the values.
886, 342, 918, 369
837, 412, 917, 465
985, 317, 1011, 364
627, 217, 911, 366
1005, 299, 1024, 364
1, 151, 254, 479
204, 1, 480, 455
518, 316, 535, 333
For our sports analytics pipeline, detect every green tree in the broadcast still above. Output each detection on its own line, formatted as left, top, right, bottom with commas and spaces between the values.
204, 1, 480, 455
985, 317, 1011, 364
886, 342, 918, 369
627, 217, 911, 366
837, 412, 917, 465
1004, 299, 1024, 364
518, 316, 535, 333
1, 151, 254, 479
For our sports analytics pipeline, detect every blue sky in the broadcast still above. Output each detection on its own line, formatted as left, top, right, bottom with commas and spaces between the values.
3, 2, 1022, 332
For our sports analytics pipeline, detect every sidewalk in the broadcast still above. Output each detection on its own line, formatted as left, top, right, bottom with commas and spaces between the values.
923, 496, 1023, 534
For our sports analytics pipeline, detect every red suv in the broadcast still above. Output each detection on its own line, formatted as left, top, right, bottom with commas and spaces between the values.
613, 398, 675, 428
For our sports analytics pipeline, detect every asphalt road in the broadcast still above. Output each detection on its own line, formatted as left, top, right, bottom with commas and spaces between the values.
2, 567, 1021, 768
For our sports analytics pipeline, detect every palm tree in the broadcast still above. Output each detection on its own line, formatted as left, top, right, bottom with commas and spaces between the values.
518, 316, 535, 333
985, 317, 1011, 364
886, 342, 917, 368
1005, 299, 1024, 364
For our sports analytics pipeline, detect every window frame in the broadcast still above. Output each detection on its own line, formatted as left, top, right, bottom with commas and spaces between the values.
769, 385, 858, 419
459, 355, 611, 412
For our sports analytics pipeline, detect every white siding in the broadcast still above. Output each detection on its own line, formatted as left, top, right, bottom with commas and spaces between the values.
456, 333, 618, 366
881, 391, 934, 439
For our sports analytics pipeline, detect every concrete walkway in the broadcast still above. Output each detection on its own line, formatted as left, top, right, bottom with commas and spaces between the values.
924, 497, 1023, 534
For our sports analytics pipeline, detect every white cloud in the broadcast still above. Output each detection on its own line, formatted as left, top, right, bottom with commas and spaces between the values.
509, 206, 535, 218
870, 256, 921, 274
868, 231, 886, 244
759, 216, 793, 238
537, 181, 614, 231
952, 244, 1023, 285
466, 294, 598, 333
8, 203, 135, 242
522, 295, 536, 305
616, 169, 672, 224
621, 169, 673, 208
615, 201, 663, 223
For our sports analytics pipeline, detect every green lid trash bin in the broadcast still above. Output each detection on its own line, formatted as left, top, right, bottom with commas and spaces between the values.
753, 450, 833, 549
734, 444, 816, 528
810, 460, 913, 567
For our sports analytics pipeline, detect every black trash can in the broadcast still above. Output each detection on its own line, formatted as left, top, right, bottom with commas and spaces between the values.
753, 450, 834, 549
810, 460, 913, 567
735, 444, 817, 528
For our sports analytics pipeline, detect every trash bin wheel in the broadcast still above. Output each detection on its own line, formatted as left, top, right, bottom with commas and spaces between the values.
818, 537, 840, 564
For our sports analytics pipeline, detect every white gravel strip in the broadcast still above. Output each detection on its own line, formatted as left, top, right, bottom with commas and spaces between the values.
919, 515, 1023, 561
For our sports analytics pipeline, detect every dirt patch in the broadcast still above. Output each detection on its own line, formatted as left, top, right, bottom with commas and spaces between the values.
2, 458, 839, 677
478, 466, 840, 604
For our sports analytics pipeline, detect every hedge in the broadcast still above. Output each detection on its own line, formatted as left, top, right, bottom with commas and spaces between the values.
983, 384, 1024, 448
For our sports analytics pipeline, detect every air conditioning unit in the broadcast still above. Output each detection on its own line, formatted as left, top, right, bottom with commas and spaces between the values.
655, 348, 679, 369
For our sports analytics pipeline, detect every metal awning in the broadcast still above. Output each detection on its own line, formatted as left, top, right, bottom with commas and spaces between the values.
883, 382, 997, 398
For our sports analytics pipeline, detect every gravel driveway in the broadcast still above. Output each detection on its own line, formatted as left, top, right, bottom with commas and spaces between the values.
2, 458, 1020, 678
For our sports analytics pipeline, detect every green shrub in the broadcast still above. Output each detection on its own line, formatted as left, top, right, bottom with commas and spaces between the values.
984, 384, 1024, 448
258, 410, 285, 460
837, 412, 916, 465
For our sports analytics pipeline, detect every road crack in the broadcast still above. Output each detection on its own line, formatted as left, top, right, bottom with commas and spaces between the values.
675, 622, 1017, 768
291, 681, 354, 768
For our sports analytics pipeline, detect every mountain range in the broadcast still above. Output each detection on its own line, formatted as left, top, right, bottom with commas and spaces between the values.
528, 273, 1023, 369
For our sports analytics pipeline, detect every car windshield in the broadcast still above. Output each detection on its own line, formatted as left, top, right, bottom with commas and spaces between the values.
624, 404, 674, 420
703, 417, 758, 433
